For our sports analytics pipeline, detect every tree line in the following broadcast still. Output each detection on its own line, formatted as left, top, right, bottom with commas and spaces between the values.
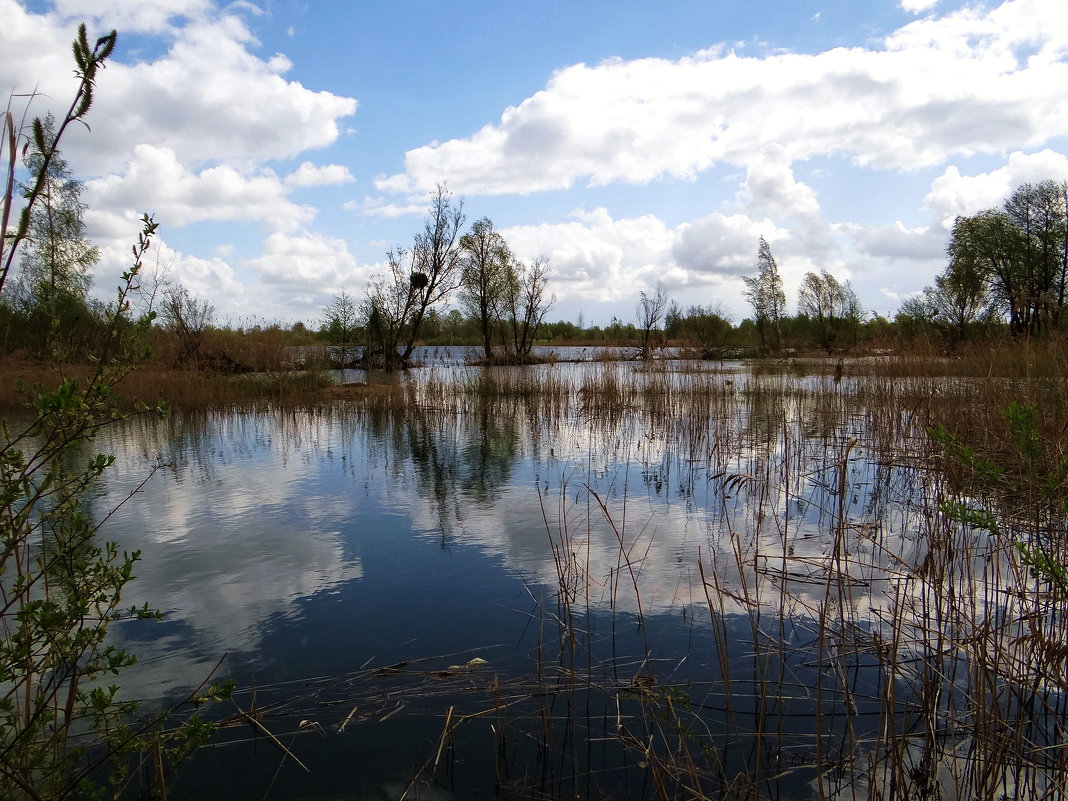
4, 108, 1065, 371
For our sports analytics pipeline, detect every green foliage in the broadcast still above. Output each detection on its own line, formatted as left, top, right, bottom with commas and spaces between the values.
321, 289, 359, 366
906, 178, 1068, 342
797, 269, 865, 353
930, 402, 1068, 591
1, 25, 116, 297
0, 28, 227, 799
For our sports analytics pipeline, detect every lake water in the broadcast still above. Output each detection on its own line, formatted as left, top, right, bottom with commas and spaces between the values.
85, 357, 1063, 800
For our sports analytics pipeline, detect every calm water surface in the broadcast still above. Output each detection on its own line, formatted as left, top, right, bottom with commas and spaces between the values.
89, 361, 953, 799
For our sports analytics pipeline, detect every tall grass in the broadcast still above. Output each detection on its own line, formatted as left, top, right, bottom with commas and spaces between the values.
115, 352, 1068, 799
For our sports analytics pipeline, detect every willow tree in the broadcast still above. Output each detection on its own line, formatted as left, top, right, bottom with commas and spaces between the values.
743, 237, 786, 351
503, 257, 553, 359
797, 269, 864, 353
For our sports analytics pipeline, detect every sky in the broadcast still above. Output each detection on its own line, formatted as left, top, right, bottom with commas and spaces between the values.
2, 0, 1067, 328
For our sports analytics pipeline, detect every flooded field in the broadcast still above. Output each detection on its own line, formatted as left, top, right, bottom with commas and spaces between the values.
88, 357, 1068, 800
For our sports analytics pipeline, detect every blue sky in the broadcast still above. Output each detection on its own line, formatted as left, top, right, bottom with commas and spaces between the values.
3, 0, 1067, 327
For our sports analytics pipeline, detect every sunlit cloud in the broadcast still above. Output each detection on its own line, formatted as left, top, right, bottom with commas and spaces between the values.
377, 0, 1068, 198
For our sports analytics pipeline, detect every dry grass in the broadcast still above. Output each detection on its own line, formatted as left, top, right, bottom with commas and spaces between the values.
0, 357, 340, 412
383, 357, 1068, 800
9, 342, 1068, 799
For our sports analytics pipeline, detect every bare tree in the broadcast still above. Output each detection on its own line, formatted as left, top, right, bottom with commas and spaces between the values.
504, 258, 554, 359
636, 281, 667, 359
403, 184, 465, 362
161, 283, 215, 364
362, 248, 420, 371
362, 185, 465, 371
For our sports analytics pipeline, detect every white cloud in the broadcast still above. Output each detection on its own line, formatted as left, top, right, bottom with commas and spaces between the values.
843, 221, 943, 262
84, 144, 314, 232
671, 213, 782, 279
924, 149, 1068, 228
377, 0, 1068, 198
52, 0, 214, 33
285, 161, 355, 187
0, 1, 357, 176
349, 196, 427, 218
241, 231, 363, 290
735, 146, 820, 221
900, 0, 938, 13
502, 207, 790, 319
503, 208, 674, 303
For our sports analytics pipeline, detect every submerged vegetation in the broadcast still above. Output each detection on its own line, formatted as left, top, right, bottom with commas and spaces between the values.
107, 350, 1064, 800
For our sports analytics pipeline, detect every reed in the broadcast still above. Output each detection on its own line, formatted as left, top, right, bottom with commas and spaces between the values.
106, 349, 1068, 799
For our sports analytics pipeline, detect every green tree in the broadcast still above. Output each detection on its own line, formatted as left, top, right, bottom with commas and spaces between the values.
12, 114, 99, 358
1, 28, 115, 298
1003, 180, 1068, 331
797, 269, 864, 353
17, 114, 97, 296
742, 237, 786, 352
459, 217, 511, 359
947, 210, 1026, 334
681, 304, 733, 355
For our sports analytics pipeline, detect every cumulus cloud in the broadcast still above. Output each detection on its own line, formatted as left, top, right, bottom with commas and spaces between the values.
377, 0, 1068, 198
285, 162, 355, 187
501, 207, 792, 319
671, 213, 781, 279
735, 146, 821, 221
0, 0, 357, 176
924, 149, 1068, 228
503, 208, 675, 303
241, 231, 363, 290
85, 144, 314, 232
843, 221, 943, 262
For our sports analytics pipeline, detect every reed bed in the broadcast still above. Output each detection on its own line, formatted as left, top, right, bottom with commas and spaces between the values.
121, 356, 1068, 799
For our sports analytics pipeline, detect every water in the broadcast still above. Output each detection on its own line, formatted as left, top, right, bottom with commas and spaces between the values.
80, 362, 1064, 799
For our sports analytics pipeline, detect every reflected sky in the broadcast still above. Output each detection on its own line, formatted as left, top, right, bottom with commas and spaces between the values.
86, 367, 948, 710
57, 361, 1064, 799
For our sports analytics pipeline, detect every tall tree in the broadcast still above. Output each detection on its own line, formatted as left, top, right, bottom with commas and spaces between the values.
1003, 180, 1067, 331
15, 114, 99, 354
947, 210, 1027, 334
504, 257, 553, 358
459, 217, 512, 359
743, 237, 786, 352
402, 184, 465, 363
